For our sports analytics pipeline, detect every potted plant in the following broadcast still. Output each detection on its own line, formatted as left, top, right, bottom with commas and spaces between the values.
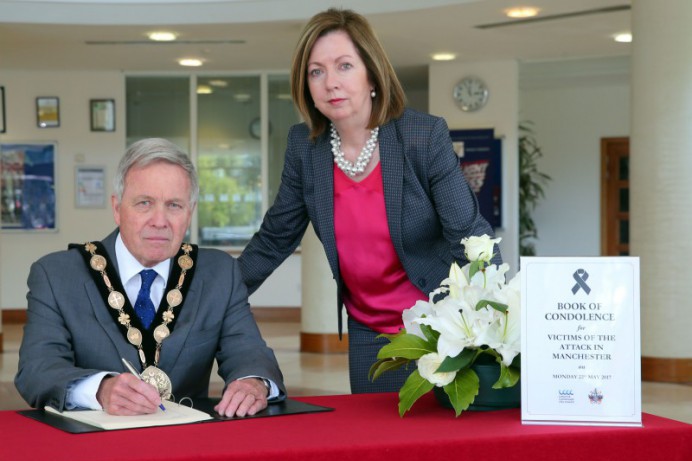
519, 121, 551, 256
369, 235, 521, 417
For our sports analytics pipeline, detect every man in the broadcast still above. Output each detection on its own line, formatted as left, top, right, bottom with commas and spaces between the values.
15, 138, 285, 417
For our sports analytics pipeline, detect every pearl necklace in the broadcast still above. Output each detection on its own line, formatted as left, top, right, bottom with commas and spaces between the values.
330, 123, 379, 177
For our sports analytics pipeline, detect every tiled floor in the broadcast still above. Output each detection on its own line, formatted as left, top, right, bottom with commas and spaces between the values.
1, 321, 691, 424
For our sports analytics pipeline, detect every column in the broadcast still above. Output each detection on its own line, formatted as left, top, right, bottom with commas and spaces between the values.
300, 224, 348, 353
631, 0, 692, 382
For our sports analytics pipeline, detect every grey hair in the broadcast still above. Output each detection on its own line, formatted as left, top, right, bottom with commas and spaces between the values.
113, 138, 199, 205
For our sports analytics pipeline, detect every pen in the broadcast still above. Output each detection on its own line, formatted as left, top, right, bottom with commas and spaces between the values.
121, 357, 166, 411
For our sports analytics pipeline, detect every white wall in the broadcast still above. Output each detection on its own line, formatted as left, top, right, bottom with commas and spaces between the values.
519, 57, 630, 256
0, 70, 125, 309
0, 70, 300, 309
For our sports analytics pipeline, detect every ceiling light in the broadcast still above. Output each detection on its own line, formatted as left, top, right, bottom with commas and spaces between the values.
613, 33, 632, 43
196, 85, 213, 94
432, 53, 457, 61
505, 7, 540, 18
178, 58, 203, 67
233, 93, 252, 103
208, 79, 228, 88
147, 31, 177, 42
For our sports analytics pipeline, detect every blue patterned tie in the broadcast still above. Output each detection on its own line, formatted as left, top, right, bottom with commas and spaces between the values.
134, 269, 157, 329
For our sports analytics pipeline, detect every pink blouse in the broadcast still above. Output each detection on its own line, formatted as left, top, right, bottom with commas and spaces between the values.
333, 163, 426, 334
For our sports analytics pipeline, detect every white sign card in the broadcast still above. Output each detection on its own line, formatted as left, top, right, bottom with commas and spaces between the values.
520, 257, 641, 426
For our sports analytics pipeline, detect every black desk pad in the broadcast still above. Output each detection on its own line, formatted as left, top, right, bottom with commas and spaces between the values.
18, 397, 334, 434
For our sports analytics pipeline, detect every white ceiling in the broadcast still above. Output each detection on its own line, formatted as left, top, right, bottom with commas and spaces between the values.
0, 0, 632, 88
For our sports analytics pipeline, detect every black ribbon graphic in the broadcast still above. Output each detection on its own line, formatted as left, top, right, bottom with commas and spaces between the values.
571, 269, 591, 294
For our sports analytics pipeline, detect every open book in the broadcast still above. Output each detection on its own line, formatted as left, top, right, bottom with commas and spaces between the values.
45, 401, 213, 430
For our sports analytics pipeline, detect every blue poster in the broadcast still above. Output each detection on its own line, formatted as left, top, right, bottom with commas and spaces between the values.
449, 129, 502, 229
1, 143, 56, 230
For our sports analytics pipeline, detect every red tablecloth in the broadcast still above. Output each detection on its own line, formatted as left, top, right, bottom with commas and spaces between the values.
1, 393, 690, 461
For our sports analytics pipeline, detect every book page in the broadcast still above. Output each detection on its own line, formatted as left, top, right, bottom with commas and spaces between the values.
45, 401, 213, 430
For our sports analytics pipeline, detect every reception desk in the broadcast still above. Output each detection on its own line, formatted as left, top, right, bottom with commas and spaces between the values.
1, 392, 690, 461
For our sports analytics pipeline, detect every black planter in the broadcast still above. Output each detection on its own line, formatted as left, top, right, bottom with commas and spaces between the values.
433, 362, 520, 411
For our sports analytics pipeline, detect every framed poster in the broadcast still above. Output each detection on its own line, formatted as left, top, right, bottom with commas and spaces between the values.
1, 142, 57, 230
36, 97, 60, 128
0, 86, 6, 133
450, 128, 503, 229
90, 99, 115, 132
76, 166, 106, 208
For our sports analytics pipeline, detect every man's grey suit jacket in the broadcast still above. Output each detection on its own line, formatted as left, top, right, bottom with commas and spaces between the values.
16, 229, 285, 410
239, 108, 498, 331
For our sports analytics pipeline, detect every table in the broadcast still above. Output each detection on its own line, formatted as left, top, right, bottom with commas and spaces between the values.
1, 392, 690, 461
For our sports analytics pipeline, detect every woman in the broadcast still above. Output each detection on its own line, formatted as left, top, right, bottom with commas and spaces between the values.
238, 8, 500, 393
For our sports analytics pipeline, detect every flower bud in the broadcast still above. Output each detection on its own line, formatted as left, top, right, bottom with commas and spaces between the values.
461, 234, 502, 262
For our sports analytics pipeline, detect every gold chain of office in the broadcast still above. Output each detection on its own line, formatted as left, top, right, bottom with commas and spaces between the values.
83, 241, 194, 400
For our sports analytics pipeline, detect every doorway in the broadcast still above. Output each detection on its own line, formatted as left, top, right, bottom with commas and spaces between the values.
600, 138, 629, 256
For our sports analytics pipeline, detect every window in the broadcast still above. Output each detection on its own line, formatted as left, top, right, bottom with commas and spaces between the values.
126, 73, 300, 248
126, 76, 190, 148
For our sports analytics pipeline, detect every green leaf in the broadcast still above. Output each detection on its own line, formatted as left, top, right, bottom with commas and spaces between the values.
376, 331, 406, 341
368, 357, 410, 381
419, 323, 440, 344
474, 299, 508, 313
443, 368, 480, 417
376, 333, 434, 360
468, 260, 483, 279
398, 370, 435, 417
436, 348, 475, 373
493, 363, 520, 389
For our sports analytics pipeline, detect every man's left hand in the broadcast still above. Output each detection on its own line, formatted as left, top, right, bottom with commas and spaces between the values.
214, 378, 268, 417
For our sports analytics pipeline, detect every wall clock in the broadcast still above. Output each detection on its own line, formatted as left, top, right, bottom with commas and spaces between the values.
249, 117, 262, 139
453, 76, 489, 112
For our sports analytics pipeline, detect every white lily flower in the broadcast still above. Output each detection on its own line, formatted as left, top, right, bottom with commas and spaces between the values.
416, 297, 475, 358
478, 273, 521, 366
484, 263, 510, 288
446, 262, 468, 299
402, 300, 433, 339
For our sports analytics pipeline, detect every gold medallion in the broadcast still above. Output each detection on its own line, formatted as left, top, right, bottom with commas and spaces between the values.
141, 366, 173, 400
90, 254, 107, 271
153, 324, 170, 343
178, 254, 194, 270
126, 327, 142, 346
166, 288, 183, 307
107, 291, 126, 309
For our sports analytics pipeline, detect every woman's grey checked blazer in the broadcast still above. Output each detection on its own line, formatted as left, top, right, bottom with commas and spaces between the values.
238, 108, 499, 334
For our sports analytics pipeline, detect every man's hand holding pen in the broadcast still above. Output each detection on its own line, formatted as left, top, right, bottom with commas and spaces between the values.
94, 361, 166, 416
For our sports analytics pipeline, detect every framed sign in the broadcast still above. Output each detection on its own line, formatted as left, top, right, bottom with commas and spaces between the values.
76, 166, 106, 208
36, 97, 60, 128
521, 256, 641, 427
1, 142, 57, 230
0, 86, 6, 133
90, 99, 115, 132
